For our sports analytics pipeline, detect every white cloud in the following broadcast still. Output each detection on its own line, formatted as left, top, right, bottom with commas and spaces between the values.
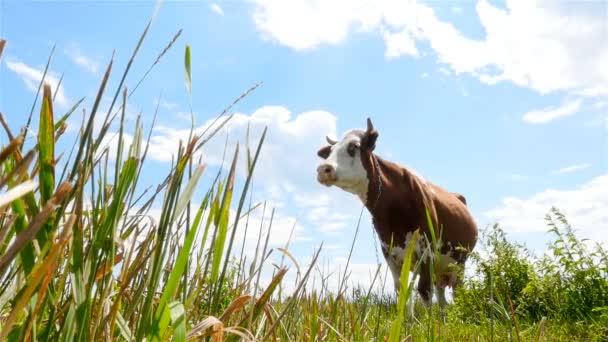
522, 99, 582, 124
593, 101, 608, 110
105, 106, 363, 235
382, 27, 418, 58
552, 163, 591, 175
210, 3, 224, 16
484, 174, 608, 244
293, 189, 364, 234
5, 59, 70, 108
64, 44, 99, 73
250, 0, 388, 51
249, 0, 608, 96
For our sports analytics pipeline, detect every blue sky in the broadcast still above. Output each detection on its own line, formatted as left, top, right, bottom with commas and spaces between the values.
1, 0, 607, 291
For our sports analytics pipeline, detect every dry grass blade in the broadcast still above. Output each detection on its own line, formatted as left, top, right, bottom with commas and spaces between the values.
0, 39, 6, 61
0, 135, 23, 165
220, 295, 253, 322
0, 180, 37, 209
508, 294, 522, 342
187, 316, 224, 341
260, 244, 323, 342
0, 182, 72, 276
0, 149, 36, 190
222, 327, 255, 341
95, 252, 124, 281
0, 112, 16, 143
536, 316, 546, 342
317, 316, 348, 342
276, 248, 301, 280
240, 267, 287, 331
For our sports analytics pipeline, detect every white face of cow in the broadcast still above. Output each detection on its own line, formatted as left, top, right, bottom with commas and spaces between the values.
316, 130, 370, 202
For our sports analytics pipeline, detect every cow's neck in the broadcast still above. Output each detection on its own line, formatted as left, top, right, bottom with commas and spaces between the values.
363, 153, 385, 213
361, 152, 425, 246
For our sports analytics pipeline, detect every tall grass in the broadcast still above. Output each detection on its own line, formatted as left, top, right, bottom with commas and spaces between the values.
1, 7, 607, 341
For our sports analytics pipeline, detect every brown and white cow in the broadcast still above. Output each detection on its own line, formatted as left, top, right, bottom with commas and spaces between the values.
316, 118, 478, 311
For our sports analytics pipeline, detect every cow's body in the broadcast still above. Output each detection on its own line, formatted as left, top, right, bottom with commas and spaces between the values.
316, 119, 478, 311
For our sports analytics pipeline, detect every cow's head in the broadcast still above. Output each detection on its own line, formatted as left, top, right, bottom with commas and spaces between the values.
316, 118, 379, 200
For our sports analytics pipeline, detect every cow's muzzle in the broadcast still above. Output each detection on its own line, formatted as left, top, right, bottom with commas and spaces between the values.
317, 164, 337, 186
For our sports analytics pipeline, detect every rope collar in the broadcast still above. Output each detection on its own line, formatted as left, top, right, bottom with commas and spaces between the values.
369, 154, 383, 264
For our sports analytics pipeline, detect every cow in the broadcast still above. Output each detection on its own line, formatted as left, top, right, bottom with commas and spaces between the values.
316, 117, 478, 312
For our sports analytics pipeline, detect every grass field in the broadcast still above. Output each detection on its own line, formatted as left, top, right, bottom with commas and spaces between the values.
0, 11, 607, 341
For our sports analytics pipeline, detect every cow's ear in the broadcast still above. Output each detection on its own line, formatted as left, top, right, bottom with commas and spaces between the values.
362, 130, 378, 151
362, 117, 379, 151
317, 145, 332, 159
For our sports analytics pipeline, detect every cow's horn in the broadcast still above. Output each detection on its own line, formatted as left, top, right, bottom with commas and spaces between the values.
326, 136, 337, 145
366, 117, 374, 133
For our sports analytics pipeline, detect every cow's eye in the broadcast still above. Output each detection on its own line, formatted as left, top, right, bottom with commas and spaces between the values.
347, 142, 359, 157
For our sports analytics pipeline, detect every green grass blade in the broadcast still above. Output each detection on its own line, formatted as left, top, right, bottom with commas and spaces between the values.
149, 165, 208, 340
388, 229, 420, 342
215, 127, 267, 304
115, 311, 134, 341
37, 84, 56, 250
173, 164, 205, 222
93, 0, 161, 150
184, 44, 192, 97
210, 145, 239, 286
24, 45, 55, 147
169, 301, 186, 342
136, 138, 197, 340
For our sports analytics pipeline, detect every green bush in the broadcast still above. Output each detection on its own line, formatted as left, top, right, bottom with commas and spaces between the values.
519, 208, 608, 322
453, 207, 608, 329
451, 223, 534, 323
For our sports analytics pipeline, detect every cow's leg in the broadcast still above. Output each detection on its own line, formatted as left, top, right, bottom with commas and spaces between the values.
436, 284, 448, 321
436, 285, 447, 308
383, 245, 418, 318
382, 246, 401, 294
388, 256, 417, 318
417, 260, 433, 308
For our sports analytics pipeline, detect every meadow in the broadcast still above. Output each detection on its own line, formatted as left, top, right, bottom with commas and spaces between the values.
0, 11, 607, 341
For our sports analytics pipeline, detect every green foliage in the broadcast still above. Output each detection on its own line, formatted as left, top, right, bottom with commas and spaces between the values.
452, 223, 534, 324
519, 208, 608, 322
452, 207, 608, 334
